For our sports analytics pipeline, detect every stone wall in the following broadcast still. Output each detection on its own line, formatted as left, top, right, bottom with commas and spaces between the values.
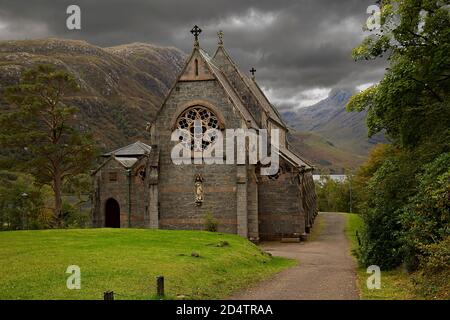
258, 170, 305, 240
247, 165, 259, 240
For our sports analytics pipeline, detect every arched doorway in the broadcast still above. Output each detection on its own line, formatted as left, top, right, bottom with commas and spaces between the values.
105, 198, 120, 228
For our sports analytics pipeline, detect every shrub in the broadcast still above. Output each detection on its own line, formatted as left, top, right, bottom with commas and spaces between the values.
204, 212, 218, 232
61, 201, 91, 228
357, 150, 416, 269
412, 237, 450, 299
400, 153, 450, 271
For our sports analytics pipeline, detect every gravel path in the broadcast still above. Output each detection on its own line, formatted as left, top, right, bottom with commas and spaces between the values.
230, 212, 360, 300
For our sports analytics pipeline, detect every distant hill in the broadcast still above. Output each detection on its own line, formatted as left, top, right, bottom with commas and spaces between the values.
287, 131, 366, 174
283, 89, 386, 172
283, 88, 386, 156
0, 38, 185, 150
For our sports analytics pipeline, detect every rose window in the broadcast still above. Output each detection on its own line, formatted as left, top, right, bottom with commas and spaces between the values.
176, 106, 220, 151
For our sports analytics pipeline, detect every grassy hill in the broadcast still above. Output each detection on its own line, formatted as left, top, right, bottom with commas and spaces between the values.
288, 130, 366, 173
0, 38, 186, 150
0, 228, 294, 300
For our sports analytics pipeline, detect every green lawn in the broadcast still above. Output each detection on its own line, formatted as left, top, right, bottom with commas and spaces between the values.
345, 213, 419, 300
0, 228, 295, 300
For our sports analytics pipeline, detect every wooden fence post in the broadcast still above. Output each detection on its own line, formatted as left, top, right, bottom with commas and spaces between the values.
156, 276, 164, 297
104, 291, 114, 300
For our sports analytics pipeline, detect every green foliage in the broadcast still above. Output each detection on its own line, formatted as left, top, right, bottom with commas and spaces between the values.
400, 153, 450, 271
63, 173, 92, 195
412, 236, 450, 299
354, 144, 448, 269
315, 176, 352, 212
61, 173, 92, 228
60, 200, 90, 228
354, 145, 450, 277
352, 144, 394, 212
204, 212, 218, 232
0, 171, 53, 230
346, 213, 421, 300
358, 154, 413, 269
0, 65, 97, 225
418, 236, 450, 273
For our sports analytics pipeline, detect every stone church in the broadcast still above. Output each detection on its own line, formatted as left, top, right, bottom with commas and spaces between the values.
92, 27, 317, 241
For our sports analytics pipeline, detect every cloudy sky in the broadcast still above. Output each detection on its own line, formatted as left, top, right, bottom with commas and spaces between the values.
0, 0, 386, 110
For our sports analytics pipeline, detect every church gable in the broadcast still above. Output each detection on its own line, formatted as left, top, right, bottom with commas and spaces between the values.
179, 49, 215, 81
156, 42, 259, 130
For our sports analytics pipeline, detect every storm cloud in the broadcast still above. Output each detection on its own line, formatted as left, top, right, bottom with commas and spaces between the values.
0, 0, 387, 110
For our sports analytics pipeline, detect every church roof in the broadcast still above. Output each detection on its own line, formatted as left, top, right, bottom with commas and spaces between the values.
197, 48, 260, 128
278, 145, 313, 170
212, 46, 287, 129
250, 79, 286, 128
103, 141, 152, 157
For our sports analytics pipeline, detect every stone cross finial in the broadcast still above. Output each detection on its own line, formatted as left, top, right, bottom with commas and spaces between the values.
250, 67, 256, 79
190, 25, 202, 47
217, 30, 224, 46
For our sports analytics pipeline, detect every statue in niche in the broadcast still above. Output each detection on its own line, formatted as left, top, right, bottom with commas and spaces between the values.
194, 174, 204, 206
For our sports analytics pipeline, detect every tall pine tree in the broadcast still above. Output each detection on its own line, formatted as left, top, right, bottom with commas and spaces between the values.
0, 65, 96, 226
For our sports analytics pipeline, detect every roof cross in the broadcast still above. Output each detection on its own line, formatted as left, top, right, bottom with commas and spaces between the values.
250, 67, 256, 78
190, 25, 202, 46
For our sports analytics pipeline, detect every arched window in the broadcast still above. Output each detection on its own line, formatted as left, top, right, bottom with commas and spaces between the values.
195, 59, 199, 76
176, 106, 220, 151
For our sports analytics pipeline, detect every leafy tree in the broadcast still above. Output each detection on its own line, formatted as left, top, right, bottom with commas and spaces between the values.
0, 65, 96, 226
348, 0, 450, 273
315, 176, 352, 213
348, 0, 450, 148
62, 173, 92, 228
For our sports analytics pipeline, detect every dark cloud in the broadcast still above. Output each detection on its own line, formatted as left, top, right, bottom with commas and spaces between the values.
0, 0, 386, 109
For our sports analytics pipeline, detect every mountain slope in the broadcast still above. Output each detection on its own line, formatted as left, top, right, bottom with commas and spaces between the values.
283, 89, 386, 158
287, 130, 366, 173
0, 38, 186, 150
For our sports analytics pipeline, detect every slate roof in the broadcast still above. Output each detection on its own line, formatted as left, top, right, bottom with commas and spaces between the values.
278, 145, 313, 170
198, 48, 260, 128
210, 45, 312, 170
212, 46, 287, 129
103, 141, 152, 157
